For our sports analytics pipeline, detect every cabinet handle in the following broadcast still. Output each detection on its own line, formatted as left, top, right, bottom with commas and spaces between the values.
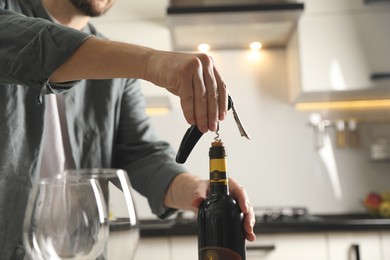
351, 244, 361, 260
246, 245, 276, 252
370, 73, 390, 81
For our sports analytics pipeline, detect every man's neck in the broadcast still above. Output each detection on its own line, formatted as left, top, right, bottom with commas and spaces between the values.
42, 0, 89, 30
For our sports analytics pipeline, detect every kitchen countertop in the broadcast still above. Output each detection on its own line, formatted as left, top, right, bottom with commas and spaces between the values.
137, 214, 390, 238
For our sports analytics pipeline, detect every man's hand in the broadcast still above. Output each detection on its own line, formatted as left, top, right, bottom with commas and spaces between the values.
144, 51, 228, 133
164, 173, 256, 242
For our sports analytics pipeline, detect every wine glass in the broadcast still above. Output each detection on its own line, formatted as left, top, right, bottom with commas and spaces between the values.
23, 173, 109, 260
23, 169, 140, 260
69, 169, 140, 260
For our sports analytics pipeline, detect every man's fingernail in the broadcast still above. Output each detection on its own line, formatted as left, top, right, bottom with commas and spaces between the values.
211, 123, 217, 132
201, 125, 208, 133
220, 112, 226, 120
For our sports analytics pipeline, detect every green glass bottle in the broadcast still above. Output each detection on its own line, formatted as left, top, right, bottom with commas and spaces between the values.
198, 140, 246, 260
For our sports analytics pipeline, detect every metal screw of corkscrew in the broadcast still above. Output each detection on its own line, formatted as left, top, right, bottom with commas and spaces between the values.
214, 122, 221, 142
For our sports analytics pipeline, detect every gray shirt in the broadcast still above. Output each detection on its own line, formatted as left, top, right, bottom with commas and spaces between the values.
0, 0, 186, 259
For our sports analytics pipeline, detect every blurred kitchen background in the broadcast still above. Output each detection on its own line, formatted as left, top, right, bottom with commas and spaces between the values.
91, 0, 390, 219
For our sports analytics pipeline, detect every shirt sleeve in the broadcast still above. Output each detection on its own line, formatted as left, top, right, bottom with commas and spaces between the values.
113, 79, 187, 219
0, 8, 92, 102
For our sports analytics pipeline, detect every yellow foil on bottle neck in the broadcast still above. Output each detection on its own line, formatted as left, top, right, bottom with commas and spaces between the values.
210, 179, 228, 184
210, 158, 227, 172
210, 158, 228, 184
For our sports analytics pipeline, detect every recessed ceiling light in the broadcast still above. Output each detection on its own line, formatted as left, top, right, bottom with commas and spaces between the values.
250, 41, 262, 51
198, 43, 210, 53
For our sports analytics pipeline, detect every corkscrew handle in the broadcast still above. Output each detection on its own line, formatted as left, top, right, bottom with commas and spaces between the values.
176, 95, 250, 164
175, 124, 204, 164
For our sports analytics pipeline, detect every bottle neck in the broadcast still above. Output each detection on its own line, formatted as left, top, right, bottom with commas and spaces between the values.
210, 180, 229, 195
209, 157, 229, 196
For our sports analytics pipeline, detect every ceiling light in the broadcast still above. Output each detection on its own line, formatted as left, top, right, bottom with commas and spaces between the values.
198, 43, 210, 53
250, 41, 262, 51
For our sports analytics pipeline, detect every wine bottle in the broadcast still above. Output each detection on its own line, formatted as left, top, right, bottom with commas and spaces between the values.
198, 140, 246, 260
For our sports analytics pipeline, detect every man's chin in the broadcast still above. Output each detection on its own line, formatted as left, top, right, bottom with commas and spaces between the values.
90, 2, 114, 16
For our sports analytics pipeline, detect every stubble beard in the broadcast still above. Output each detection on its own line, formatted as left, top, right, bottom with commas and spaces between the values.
68, 0, 113, 17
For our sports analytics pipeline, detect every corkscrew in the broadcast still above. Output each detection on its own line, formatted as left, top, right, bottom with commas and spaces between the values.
175, 95, 250, 164
214, 122, 221, 142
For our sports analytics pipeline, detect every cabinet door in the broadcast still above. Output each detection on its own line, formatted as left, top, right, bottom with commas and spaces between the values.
171, 236, 198, 260
297, 11, 390, 97
171, 234, 327, 260
327, 232, 382, 260
246, 234, 327, 260
381, 232, 390, 260
133, 238, 170, 260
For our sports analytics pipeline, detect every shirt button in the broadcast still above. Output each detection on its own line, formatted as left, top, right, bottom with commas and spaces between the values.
15, 247, 25, 257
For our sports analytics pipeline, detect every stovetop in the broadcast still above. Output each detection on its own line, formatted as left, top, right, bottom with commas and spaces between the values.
254, 206, 313, 223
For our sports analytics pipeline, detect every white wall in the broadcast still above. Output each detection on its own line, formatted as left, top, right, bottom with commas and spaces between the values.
91, 2, 390, 219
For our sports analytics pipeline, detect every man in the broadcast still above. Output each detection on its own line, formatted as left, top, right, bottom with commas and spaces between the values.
0, 0, 256, 259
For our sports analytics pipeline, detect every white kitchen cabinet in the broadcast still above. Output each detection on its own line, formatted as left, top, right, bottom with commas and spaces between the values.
169, 232, 389, 260
288, 9, 390, 102
327, 232, 382, 260
171, 236, 198, 260
246, 233, 327, 260
381, 232, 390, 260
133, 238, 170, 260
170, 234, 327, 260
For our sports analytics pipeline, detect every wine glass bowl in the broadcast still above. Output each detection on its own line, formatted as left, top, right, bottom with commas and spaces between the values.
68, 169, 140, 260
23, 169, 139, 260
23, 174, 109, 260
